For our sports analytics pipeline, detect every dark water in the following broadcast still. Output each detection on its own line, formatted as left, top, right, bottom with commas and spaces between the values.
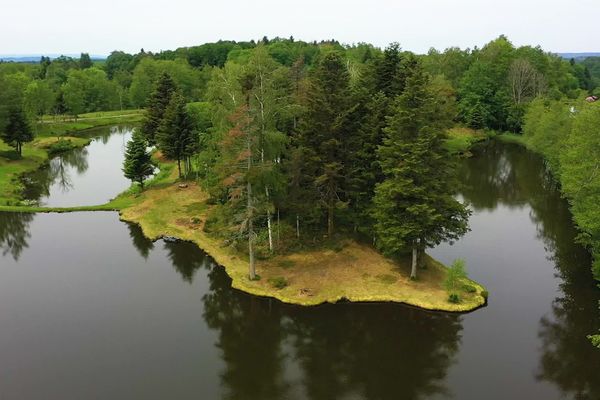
22, 126, 133, 207
0, 141, 599, 400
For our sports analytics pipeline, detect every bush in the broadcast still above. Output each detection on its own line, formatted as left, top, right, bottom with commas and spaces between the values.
47, 139, 76, 156
464, 284, 477, 293
268, 276, 288, 289
481, 290, 489, 300
445, 259, 468, 295
448, 293, 460, 303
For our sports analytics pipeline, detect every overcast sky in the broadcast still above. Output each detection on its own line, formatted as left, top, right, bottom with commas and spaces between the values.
3, 0, 599, 55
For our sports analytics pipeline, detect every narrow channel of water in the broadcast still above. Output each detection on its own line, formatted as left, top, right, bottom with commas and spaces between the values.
0, 141, 598, 399
22, 125, 133, 207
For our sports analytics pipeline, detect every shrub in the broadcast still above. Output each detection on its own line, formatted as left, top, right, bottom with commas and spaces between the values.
464, 284, 477, 293
268, 276, 288, 289
481, 290, 489, 300
47, 139, 76, 156
448, 293, 460, 303
445, 259, 467, 295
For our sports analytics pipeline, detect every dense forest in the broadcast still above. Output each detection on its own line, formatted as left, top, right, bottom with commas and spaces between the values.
1, 34, 600, 343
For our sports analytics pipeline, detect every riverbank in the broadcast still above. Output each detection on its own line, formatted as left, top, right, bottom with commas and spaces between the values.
444, 127, 491, 156
117, 178, 487, 310
0, 110, 142, 206
0, 154, 487, 311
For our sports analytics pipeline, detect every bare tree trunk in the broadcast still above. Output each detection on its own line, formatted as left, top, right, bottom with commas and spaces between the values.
248, 180, 256, 280
277, 208, 280, 246
296, 214, 300, 239
327, 204, 334, 238
266, 188, 273, 252
411, 243, 418, 280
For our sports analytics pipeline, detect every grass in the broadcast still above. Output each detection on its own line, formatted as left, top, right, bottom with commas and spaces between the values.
0, 109, 142, 205
444, 127, 490, 155
0, 131, 488, 312
113, 163, 487, 311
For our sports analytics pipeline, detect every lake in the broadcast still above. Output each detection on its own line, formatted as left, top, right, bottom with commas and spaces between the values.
0, 135, 599, 399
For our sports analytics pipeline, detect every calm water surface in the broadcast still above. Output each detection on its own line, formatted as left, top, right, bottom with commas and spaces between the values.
0, 141, 599, 399
22, 125, 133, 207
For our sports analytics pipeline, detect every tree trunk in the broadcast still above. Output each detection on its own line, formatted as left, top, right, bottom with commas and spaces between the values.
411, 244, 418, 280
248, 181, 256, 280
266, 187, 273, 252
418, 237, 425, 269
296, 215, 300, 239
267, 211, 273, 252
177, 158, 182, 178
277, 208, 280, 246
327, 204, 334, 238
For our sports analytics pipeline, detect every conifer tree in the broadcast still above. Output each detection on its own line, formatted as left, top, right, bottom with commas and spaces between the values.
123, 129, 154, 190
156, 92, 196, 178
141, 72, 177, 145
372, 60, 470, 279
1, 107, 34, 156
298, 51, 354, 237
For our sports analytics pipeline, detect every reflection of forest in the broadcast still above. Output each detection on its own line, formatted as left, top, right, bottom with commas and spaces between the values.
462, 141, 600, 399
20, 125, 132, 202
0, 212, 34, 261
21, 146, 89, 200
135, 230, 463, 400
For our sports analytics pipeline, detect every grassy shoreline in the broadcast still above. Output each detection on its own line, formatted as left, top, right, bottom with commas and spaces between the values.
0, 118, 488, 311
0, 109, 142, 206
0, 160, 487, 312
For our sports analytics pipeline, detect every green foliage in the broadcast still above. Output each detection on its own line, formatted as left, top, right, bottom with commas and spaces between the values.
373, 60, 470, 260
123, 129, 154, 189
141, 72, 177, 145
156, 92, 196, 178
448, 293, 460, 303
0, 106, 34, 155
268, 276, 288, 289
62, 68, 119, 115
589, 334, 600, 348
444, 259, 468, 296
47, 139, 78, 156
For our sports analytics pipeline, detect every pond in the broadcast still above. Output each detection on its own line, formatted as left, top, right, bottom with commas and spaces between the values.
22, 125, 133, 207
0, 141, 598, 399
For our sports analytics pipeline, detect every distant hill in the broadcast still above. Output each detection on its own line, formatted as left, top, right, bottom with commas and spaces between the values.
558, 52, 600, 60
0, 54, 106, 63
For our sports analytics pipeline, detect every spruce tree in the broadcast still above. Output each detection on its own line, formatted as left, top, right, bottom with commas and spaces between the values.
156, 92, 196, 178
372, 60, 470, 279
123, 129, 154, 190
1, 107, 34, 156
141, 72, 177, 145
298, 51, 354, 237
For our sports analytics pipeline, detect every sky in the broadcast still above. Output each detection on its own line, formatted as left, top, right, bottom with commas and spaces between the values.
2, 0, 599, 56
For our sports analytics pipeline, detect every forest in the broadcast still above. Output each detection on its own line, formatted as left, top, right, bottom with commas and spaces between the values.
1, 35, 600, 323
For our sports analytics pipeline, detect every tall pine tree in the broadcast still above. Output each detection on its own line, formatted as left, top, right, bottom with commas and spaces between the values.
156, 92, 196, 178
141, 72, 177, 145
1, 106, 34, 156
123, 129, 154, 190
373, 60, 470, 279
297, 51, 354, 237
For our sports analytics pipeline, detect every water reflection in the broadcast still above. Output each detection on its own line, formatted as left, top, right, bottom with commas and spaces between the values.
21, 125, 133, 207
0, 212, 34, 261
200, 259, 462, 399
462, 142, 600, 400
126, 222, 154, 259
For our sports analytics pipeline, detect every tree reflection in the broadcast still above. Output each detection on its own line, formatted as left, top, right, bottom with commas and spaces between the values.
163, 240, 208, 283
126, 222, 154, 259
464, 141, 600, 399
0, 212, 34, 261
201, 262, 462, 400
